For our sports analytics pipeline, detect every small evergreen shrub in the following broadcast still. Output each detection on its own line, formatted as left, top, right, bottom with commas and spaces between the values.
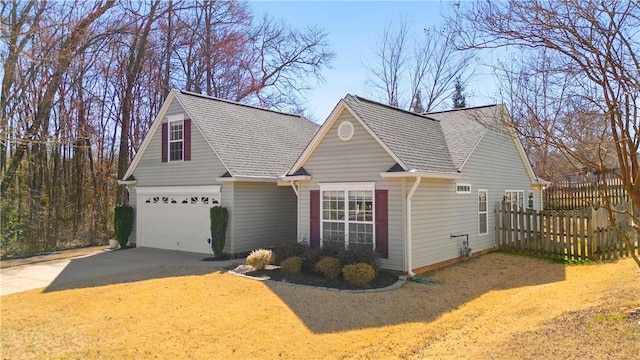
302, 242, 342, 272
314, 257, 342, 279
113, 205, 134, 249
339, 245, 380, 274
342, 263, 375, 287
246, 249, 273, 270
209, 206, 228, 258
280, 256, 303, 275
274, 242, 309, 265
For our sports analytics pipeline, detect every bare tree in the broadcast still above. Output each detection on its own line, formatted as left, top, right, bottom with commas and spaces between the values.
454, 0, 640, 267
366, 19, 475, 111
1, 1, 334, 258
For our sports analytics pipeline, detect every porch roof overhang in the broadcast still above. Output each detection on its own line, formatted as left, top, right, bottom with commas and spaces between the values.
276, 175, 312, 186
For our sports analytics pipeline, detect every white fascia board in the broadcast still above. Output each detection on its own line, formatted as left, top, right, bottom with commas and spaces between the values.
172, 91, 233, 177
214, 176, 277, 183
287, 101, 348, 174
122, 91, 177, 180
319, 182, 376, 191
117, 180, 137, 186
380, 171, 464, 180
277, 175, 312, 183
498, 105, 540, 184
342, 102, 409, 171
134, 185, 222, 195
286, 99, 409, 175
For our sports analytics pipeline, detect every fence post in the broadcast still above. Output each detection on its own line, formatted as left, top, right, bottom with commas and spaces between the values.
495, 201, 502, 248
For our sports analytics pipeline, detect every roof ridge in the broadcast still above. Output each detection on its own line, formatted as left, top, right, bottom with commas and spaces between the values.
176, 89, 306, 119
346, 94, 440, 122
426, 104, 500, 115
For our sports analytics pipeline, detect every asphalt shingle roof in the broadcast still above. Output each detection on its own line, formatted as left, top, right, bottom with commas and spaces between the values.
342, 95, 458, 173
426, 105, 502, 169
174, 90, 319, 178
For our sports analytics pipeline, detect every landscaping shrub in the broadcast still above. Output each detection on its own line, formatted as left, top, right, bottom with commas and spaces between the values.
113, 205, 134, 249
209, 206, 229, 258
274, 242, 309, 265
280, 256, 303, 275
246, 249, 273, 270
302, 242, 342, 272
339, 245, 380, 274
342, 263, 375, 287
314, 257, 342, 279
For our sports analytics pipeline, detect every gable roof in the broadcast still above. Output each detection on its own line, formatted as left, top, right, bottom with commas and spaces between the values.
287, 95, 459, 177
343, 95, 458, 174
123, 89, 319, 180
287, 95, 542, 184
426, 105, 500, 169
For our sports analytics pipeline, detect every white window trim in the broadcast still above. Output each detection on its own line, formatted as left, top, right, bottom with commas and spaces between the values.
456, 183, 471, 194
167, 115, 184, 162
527, 190, 535, 209
478, 189, 488, 236
337, 120, 355, 141
319, 183, 376, 249
505, 190, 525, 209
319, 182, 375, 191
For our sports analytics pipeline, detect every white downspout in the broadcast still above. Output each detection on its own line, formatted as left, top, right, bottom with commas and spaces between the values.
406, 176, 422, 277
291, 181, 300, 242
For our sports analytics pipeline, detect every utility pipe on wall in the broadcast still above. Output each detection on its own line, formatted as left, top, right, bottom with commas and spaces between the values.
406, 176, 422, 277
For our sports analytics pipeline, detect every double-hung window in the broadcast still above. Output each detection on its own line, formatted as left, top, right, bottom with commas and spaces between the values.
168, 118, 184, 162
320, 183, 375, 250
504, 190, 524, 210
478, 190, 488, 235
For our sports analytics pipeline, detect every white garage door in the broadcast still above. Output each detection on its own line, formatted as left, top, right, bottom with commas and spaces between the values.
136, 186, 222, 254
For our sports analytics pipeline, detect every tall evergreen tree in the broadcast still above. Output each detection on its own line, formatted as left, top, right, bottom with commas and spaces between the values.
452, 76, 466, 108
411, 90, 424, 113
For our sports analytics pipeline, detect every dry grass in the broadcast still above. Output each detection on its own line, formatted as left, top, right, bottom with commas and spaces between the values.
1, 252, 639, 359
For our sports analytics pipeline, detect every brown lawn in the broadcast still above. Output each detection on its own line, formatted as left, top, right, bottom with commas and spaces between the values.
1, 252, 639, 359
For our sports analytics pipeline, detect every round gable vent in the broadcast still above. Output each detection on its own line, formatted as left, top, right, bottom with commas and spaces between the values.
337, 120, 354, 141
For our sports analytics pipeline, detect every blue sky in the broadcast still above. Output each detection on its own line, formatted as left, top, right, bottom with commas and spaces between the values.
250, 1, 502, 121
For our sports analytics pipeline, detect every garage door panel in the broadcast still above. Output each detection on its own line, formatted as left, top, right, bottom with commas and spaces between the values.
137, 188, 220, 254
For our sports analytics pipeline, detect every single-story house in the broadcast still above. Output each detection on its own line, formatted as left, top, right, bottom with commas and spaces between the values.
119, 89, 318, 255
278, 95, 547, 274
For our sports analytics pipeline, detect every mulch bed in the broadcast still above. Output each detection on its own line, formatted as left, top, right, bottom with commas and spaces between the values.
247, 267, 401, 290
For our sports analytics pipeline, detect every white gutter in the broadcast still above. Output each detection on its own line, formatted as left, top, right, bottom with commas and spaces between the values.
117, 179, 137, 186
380, 171, 463, 180
214, 175, 278, 183
406, 176, 422, 277
291, 181, 300, 243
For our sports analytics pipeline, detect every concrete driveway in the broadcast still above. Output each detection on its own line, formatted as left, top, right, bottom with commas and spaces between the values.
0, 248, 241, 296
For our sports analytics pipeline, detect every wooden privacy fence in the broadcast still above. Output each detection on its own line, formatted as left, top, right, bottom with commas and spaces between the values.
495, 201, 639, 261
544, 175, 628, 210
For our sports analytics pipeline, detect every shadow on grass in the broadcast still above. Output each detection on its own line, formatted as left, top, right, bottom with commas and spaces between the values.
262, 252, 567, 334
43, 248, 241, 293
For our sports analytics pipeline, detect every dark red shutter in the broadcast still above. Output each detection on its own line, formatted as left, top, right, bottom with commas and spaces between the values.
310, 190, 320, 248
375, 190, 388, 258
184, 119, 191, 161
161, 123, 168, 162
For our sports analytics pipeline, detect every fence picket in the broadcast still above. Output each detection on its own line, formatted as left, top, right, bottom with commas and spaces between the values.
495, 202, 638, 261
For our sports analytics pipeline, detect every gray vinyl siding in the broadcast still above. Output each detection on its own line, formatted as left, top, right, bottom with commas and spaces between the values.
220, 182, 235, 254
410, 129, 538, 269
128, 187, 137, 245
133, 100, 228, 186
231, 182, 297, 253
297, 111, 405, 271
